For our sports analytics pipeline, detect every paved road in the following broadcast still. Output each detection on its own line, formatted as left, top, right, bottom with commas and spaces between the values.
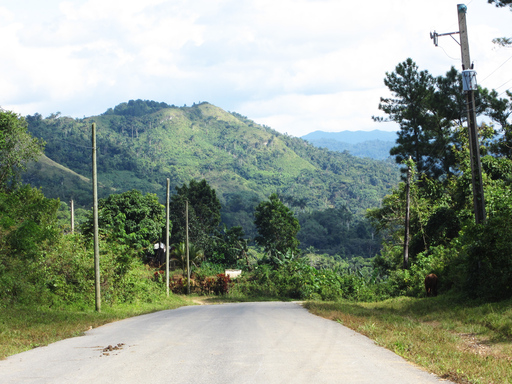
0, 302, 452, 383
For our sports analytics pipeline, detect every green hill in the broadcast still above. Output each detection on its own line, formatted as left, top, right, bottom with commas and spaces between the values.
22, 100, 400, 256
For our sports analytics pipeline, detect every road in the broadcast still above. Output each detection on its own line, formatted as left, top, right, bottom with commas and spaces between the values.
0, 302, 452, 383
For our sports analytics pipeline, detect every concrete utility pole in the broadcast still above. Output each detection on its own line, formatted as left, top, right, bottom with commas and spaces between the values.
431, 5, 486, 225
92, 123, 101, 312
166, 178, 170, 297
457, 4, 486, 224
70, 199, 75, 234
403, 158, 411, 269
185, 200, 190, 295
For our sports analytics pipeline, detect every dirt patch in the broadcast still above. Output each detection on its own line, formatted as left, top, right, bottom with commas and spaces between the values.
458, 333, 492, 356
457, 333, 512, 362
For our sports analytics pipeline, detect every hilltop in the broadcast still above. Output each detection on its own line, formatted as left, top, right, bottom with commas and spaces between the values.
22, 100, 400, 254
25, 101, 399, 209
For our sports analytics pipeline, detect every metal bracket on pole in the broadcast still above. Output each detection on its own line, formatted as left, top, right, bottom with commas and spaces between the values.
430, 31, 460, 47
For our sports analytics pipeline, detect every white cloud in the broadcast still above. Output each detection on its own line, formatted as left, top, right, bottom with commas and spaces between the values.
0, 0, 511, 136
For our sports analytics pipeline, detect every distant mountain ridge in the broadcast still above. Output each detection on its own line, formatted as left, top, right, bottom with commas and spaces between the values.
301, 130, 397, 160
302, 130, 397, 144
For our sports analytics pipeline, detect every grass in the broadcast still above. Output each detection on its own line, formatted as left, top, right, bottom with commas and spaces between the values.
303, 293, 512, 384
0, 295, 191, 360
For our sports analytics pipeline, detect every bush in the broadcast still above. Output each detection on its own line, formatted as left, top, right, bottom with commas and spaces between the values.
228, 259, 383, 301
460, 218, 512, 301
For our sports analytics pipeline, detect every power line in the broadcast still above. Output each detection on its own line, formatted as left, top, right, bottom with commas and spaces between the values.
51, 137, 93, 149
494, 77, 512, 91
479, 53, 512, 84
498, 86, 512, 97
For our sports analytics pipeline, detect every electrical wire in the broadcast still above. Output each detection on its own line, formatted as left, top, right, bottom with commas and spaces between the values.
494, 77, 512, 91
498, 86, 512, 97
479, 53, 512, 84
51, 137, 93, 149
438, 44, 460, 61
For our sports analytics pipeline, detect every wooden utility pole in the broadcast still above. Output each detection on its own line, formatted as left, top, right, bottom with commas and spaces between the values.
92, 123, 101, 312
403, 159, 411, 269
70, 199, 75, 234
166, 178, 170, 297
185, 200, 190, 295
457, 4, 486, 224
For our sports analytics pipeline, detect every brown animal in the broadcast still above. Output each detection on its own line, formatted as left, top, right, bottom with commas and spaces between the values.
424, 273, 438, 297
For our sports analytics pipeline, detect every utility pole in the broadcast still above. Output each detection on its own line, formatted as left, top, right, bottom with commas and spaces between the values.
70, 199, 75, 234
403, 158, 412, 269
457, 4, 486, 224
92, 123, 101, 312
185, 200, 190, 295
430, 4, 486, 224
166, 178, 170, 297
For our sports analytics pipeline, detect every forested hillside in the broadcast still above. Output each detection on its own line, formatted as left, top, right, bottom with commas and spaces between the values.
23, 100, 400, 256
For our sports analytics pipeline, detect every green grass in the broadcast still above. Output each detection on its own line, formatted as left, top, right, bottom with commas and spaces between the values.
303, 294, 512, 384
0, 295, 191, 360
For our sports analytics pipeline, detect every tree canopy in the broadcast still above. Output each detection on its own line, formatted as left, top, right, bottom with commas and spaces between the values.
254, 193, 300, 263
0, 110, 44, 191
374, 59, 464, 179
370, 57, 512, 300
170, 179, 222, 258
82, 189, 165, 255
487, 0, 512, 7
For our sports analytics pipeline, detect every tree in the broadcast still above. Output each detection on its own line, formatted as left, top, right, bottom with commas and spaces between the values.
486, 0, 512, 46
374, 59, 462, 179
0, 109, 44, 191
170, 179, 221, 258
0, 185, 60, 260
254, 193, 300, 263
487, 0, 512, 7
211, 225, 248, 267
480, 89, 512, 158
82, 189, 165, 255
170, 242, 204, 276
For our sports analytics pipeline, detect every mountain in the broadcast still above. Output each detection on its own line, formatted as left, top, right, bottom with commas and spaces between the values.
302, 130, 397, 144
22, 101, 401, 250
301, 130, 396, 160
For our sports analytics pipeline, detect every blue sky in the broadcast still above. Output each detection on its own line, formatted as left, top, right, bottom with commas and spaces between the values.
1, 0, 511, 136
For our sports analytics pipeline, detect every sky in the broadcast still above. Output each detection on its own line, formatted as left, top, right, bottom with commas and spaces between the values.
0, 0, 511, 137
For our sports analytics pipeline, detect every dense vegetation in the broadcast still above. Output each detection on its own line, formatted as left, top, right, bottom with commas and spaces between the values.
368, 58, 512, 301
23, 101, 400, 257
1, 49, 511, 314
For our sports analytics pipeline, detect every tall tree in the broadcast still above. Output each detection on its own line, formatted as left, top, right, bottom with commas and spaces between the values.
170, 179, 221, 257
0, 110, 44, 191
375, 59, 468, 179
254, 193, 300, 262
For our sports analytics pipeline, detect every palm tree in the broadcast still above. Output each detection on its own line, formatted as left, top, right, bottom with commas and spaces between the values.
170, 242, 204, 277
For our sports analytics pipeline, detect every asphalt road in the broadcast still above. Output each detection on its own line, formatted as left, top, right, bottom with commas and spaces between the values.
0, 302, 452, 383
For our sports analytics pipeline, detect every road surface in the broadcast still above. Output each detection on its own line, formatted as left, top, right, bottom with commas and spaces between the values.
0, 302, 452, 383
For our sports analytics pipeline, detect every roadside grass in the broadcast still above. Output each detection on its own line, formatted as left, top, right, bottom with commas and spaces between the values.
303, 293, 512, 384
0, 294, 191, 360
